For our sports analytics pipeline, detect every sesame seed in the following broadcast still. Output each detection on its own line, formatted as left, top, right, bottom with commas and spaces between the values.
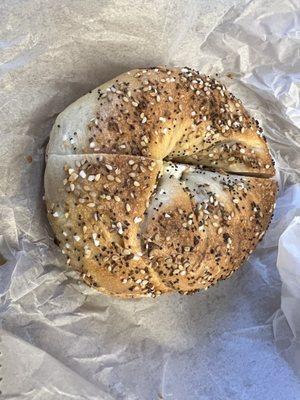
88, 175, 95, 181
87, 203, 95, 207
90, 142, 96, 148
70, 183, 75, 191
168, 96, 173, 102
74, 235, 81, 241
114, 195, 121, 202
126, 203, 131, 212
95, 174, 101, 181
142, 116, 147, 124
133, 181, 140, 187
107, 175, 114, 181
69, 173, 78, 182
128, 159, 135, 165
106, 164, 113, 171
240, 148, 246, 154
159, 117, 166, 122
134, 216, 142, 223
79, 170, 86, 178
233, 198, 239, 204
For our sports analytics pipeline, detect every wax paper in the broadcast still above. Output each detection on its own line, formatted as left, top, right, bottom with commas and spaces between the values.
1, 0, 300, 399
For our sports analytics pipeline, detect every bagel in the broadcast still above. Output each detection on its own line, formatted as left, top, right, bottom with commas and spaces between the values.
45, 66, 277, 298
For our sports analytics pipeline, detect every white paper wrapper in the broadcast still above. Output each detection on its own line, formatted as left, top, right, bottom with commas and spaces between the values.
1, 0, 300, 398
273, 212, 300, 377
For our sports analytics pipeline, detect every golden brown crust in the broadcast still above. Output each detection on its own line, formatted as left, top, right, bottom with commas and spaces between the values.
45, 66, 277, 298
142, 164, 277, 294
47, 67, 275, 177
45, 153, 171, 298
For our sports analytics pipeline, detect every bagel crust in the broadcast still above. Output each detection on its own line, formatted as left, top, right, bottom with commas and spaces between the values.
45, 67, 277, 298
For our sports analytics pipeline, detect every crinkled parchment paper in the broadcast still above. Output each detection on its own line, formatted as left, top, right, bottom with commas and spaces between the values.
1, 0, 300, 399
